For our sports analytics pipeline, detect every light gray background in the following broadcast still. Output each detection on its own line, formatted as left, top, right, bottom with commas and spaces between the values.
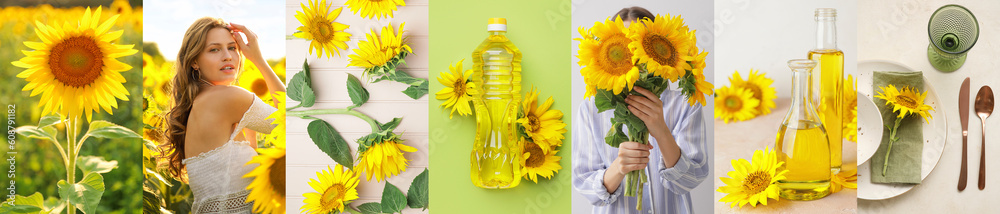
570, 1, 715, 213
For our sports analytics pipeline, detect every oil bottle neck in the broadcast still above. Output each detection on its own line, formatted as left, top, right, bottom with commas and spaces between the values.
815, 9, 838, 50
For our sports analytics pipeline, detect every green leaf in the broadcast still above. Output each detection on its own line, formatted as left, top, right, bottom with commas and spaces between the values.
306, 120, 353, 170
84, 120, 140, 139
37, 115, 62, 128
407, 169, 429, 210
401, 80, 428, 99
358, 202, 383, 214
378, 118, 403, 131
595, 89, 624, 112
142, 187, 164, 214
0, 192, 45, 214
57, 173, 105, 214
604, 122, 628, 148
380, 183, 406, 213
302, 59, 312, 83
15, 126, 52, 141
77, 156, 118, 175
287, 71, 316, 107
347, 73, 370, 108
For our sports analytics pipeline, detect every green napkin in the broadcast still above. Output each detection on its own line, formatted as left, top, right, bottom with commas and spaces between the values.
871, 71, 924, 184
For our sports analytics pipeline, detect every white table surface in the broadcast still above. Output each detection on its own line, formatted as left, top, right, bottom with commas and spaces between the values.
858, 0, 1000, 213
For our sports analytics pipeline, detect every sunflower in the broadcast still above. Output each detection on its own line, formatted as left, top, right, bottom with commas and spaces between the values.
436, 59, 476, 119
266, 91, 287, 147
629, 14, 693, 81
576, 17, 641, 96
730, 69, 776, 116
874, 85, 934, 122
347, 22, 412, 77
110, 0, 132, 20
844, 75, 858, 142
717, 147, 788, 208
517, 87, 567, 152
243, 144, 286, 214
238, 61, 269, 100
13, 6, 137, 121
345, 0, 406, 20
357, 138, 417, 182
520, 138, 562, 183
685, 48, 713, 106
301, 165, 359, 214
714, 86, 760, 123
294, 0, 352, 58
830, 168, 857, 193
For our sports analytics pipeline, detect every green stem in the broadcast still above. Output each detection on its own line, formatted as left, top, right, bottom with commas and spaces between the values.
345, 205, 363, 214
65, 117, 78, 214
287, 103, 302, 111
288, 108, 380, 132
882, 117, 903, 176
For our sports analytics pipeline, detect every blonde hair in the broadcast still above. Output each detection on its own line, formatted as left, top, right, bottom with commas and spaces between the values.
162, 17, 243, 179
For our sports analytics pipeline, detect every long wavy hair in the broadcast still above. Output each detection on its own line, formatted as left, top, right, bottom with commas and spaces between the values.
161, 17, 243, 179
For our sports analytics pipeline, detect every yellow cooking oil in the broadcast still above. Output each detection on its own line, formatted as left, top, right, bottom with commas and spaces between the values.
775, 120, 832, 201
470, 18, 522, 189
808, 49, 843, 173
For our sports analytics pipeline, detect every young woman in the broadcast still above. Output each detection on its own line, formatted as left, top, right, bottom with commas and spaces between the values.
572, 7, 709, 214
161, 17, 285, 213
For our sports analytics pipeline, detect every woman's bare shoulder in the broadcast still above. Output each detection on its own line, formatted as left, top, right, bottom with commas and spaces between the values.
191, 86, 254, 121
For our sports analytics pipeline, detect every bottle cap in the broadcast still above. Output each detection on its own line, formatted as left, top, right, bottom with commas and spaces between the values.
488, 18, 507, 31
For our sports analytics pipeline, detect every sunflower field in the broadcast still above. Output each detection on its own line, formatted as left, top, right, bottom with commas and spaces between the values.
0, 1, 144, 213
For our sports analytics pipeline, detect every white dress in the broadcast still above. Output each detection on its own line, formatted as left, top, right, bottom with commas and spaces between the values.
182, 96, 277, 214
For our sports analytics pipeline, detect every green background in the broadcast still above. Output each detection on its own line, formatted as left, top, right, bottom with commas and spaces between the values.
428, 0, 573, 213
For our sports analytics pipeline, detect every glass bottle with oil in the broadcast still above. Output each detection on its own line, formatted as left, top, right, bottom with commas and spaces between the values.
776, 59, 831, 201
470, 18, 523, 189
807, 8, 843, 174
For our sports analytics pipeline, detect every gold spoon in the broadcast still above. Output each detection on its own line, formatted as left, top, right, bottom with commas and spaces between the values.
975, 86, 993, 190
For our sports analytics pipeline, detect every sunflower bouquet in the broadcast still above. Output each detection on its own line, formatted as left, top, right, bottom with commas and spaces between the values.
575, 14, 712, 209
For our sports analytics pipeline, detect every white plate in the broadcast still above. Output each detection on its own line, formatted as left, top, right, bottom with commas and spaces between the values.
857, 60, 948, 200
857, 93, 883, 165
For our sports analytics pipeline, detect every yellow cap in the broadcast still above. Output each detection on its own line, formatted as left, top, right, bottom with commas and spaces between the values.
489, 18, 506, 25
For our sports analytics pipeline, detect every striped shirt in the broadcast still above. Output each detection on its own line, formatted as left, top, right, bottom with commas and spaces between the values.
572, 89, 709, 214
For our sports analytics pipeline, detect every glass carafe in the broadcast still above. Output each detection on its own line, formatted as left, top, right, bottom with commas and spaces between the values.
776, 59, 831, 201
470, 18, 522, 189
807, 8, 844, 174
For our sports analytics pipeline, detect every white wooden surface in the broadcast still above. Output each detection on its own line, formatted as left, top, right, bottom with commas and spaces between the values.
284, 0, 429, 213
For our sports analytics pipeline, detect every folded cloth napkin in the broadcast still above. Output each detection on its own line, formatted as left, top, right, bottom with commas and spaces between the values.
871, 71, 924, 184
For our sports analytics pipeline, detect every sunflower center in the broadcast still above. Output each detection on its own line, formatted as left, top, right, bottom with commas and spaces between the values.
321, 183, 346, 207
251, 79, 269, 98
746, 86, 763, 104
311, 18, 335, 43
524, 141, 545, 168
598, 36, 633, 76
452, 80, 466, 96
742, 171, 771, 194
526, 115, 540, 133
269, 155, 286, 198
894, 95, 918, 109
642, 34, 678, 66
49, 36, 104, 87
724, 96, 743, 110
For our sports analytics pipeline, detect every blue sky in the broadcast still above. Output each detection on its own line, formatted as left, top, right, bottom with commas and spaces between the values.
143, 0, 285, 60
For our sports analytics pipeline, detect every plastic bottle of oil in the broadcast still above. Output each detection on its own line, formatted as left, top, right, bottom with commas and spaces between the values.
470, 18, 522, 189
807, 8, 844, 174
776, 59, 831, 201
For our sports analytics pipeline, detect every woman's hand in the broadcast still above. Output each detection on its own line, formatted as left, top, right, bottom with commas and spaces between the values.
626, 87, 669, 136
229, 23, 265, 65
229, 23, 286, 93
605, 141, 653, 193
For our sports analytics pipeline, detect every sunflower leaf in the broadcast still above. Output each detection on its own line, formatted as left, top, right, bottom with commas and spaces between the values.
347, 73, 370, 108
84, 120, 141, 140
0, 192, 45, 213
380, 183, 406, 213
306, 120, 353, 170
407, 168, 429, 210
595, 89, 623, 112
14, 126, 53, 141
57, 173, 105, 214
287, 71, 316, 107
605, 122, 627, 148
358, 202, 383, 214
37, 115, 63, 128
401, 83, 428, 99
378, 118, 403, 131
77, 156, 118, 175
